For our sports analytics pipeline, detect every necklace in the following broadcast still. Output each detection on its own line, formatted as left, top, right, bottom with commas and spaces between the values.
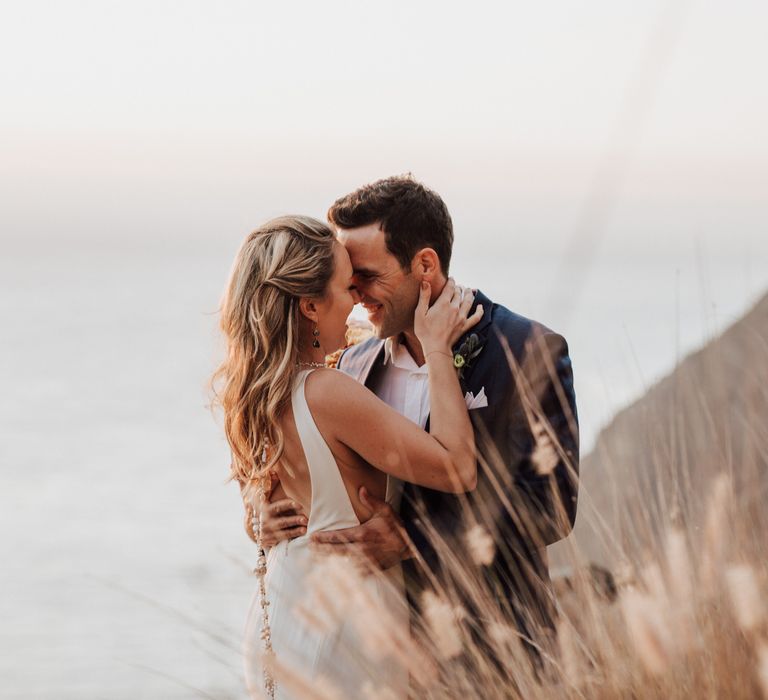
296, 361, 326, 369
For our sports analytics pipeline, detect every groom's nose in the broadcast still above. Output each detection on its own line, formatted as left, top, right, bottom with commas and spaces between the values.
359, 291, 379, 305
352, 277, 373, 299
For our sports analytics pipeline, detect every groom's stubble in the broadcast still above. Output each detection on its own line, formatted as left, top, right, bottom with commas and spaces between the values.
370, 273, 421, 341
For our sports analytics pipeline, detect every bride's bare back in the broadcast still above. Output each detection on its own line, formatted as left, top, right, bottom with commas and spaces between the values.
273, 389, 388, 525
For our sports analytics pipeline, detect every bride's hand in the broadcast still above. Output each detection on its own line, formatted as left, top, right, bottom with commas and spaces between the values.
414, 278, 484, 356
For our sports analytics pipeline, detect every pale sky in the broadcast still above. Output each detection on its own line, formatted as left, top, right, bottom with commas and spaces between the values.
3, 1, 767, 165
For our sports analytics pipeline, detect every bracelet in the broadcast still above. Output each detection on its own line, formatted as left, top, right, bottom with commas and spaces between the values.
425, 350, 453, 361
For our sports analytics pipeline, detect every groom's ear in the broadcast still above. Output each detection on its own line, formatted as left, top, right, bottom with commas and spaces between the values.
298, 297, 319, 323
411, 247, 440, 281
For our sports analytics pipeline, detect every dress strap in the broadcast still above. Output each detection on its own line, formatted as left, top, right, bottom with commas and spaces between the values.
292, 370, 359, 533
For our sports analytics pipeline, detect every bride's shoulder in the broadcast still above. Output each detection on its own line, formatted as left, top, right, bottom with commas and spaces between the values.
303, 368, 364, 402
303, 369, 372, 425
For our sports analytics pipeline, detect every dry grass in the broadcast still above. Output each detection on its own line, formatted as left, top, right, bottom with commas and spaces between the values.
248, 486, 768, 700
244, 294, 768, 699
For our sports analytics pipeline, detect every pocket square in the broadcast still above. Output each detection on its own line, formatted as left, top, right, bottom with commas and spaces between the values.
464, 387, 488, 409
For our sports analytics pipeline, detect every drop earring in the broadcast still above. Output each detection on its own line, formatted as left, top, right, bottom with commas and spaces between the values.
312, 325, 321, 348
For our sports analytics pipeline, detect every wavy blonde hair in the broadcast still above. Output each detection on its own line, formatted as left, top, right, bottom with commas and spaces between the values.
211, 215, 337, 489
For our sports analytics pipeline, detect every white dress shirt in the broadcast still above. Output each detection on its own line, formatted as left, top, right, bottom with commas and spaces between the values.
372, 335, 431, 428
368, 335, 432, 510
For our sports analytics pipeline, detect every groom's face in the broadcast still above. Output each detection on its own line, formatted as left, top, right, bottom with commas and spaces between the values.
336, 224, 420, 340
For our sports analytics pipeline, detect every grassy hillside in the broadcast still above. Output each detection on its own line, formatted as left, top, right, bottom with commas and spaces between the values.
552, 291, 768, 570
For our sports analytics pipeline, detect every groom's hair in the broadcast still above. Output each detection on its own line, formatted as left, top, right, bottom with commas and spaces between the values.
327, 174, 453, 274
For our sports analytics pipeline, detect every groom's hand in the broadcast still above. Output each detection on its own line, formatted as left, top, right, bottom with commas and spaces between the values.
310, 487, 413, 570
254, 497, 308, 547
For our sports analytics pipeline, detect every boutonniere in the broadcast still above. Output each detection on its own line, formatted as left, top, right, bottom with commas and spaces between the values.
453, 333, 484, 378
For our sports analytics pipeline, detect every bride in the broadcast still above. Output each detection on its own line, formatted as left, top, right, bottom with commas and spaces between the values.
212, 215, 482, 699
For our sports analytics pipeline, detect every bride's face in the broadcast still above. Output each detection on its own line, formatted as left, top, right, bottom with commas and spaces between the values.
313, 243, 360, 353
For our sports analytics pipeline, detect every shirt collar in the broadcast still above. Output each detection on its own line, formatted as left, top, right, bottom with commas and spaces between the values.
383, 335, 397, 365
383, 335, 426, 373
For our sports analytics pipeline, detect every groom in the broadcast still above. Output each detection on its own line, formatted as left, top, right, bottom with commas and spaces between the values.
260, 175, 579, 651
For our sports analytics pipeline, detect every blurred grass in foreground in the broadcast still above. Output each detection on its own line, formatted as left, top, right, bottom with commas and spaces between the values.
246, 293, 768, 699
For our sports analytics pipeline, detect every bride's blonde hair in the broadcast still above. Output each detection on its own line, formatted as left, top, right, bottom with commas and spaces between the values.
211, 215, 337, 489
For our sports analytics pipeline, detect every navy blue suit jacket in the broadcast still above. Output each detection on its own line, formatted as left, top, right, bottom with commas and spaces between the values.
337, 290, 579, 634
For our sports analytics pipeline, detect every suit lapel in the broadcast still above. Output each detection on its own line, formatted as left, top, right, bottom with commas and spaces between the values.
424, 290, 493, 430
452, 290, 493, 379
362, 342, 386, 389
339, 339, 386, 387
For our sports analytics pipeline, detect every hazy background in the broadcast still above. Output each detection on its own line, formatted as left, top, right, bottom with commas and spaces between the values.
1, 1, 767, 697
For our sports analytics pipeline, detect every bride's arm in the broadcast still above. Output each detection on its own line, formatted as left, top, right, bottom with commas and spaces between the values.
312, 280, 482, 493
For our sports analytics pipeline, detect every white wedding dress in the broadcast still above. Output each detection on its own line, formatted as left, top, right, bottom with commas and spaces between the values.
243, 369, 409, 700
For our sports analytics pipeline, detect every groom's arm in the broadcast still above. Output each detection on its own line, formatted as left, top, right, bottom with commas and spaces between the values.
503, 328, 579, 548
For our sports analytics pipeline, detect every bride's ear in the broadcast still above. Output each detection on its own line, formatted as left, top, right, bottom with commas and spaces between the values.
298, 297, 319, 323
